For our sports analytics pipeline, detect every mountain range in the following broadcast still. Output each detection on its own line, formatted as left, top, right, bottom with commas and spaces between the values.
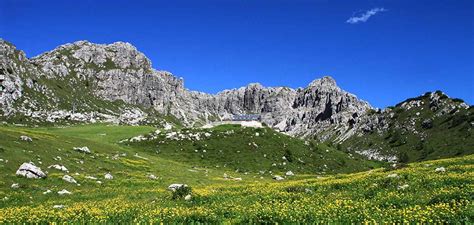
1, 39, 472, 163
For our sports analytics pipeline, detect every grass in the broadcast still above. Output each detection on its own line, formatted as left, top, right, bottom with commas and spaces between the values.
341, 92, 474, 162
0, 124, 472, 223
128, 124, 382, 174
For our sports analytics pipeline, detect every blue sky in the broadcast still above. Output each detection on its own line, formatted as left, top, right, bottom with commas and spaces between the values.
1, 0, 473, 108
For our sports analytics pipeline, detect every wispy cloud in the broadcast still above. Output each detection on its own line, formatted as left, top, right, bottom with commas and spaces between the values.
346, 7, 386, 24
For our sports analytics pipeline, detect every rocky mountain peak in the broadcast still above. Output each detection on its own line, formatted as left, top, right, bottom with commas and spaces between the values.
28, 40, 152, 79
246, 82, 264, 89
308, 76, 337, 89
2, 39, 379, 141
0, 40, 27, 62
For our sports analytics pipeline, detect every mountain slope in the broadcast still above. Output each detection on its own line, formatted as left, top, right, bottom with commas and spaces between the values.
0, 123, 471, 224
339, 91, 473, 162
0, 40, 173, 126
125, 124, 380, 174
1, 40, 371, 139
1, 39, 472, 164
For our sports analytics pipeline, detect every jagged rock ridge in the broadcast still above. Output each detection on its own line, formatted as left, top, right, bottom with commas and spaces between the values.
0, 39, 372, 140
2, 38, 471, 157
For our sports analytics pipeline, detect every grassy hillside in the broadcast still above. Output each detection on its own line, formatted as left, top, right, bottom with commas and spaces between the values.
0, 124, 472, 223
341, 92, 474, 163
126, 124, 382, 174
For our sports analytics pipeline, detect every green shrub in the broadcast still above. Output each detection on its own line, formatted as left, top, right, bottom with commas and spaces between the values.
172, 186, 192, 200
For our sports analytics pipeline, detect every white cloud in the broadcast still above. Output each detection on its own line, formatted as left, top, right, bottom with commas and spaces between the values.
346, 7, 386, 24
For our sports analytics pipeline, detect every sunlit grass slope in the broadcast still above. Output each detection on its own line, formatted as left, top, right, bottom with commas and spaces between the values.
0, 124, 472, 223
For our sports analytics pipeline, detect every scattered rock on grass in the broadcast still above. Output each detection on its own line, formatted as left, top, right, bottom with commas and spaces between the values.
53, 205, 65, 209
85, 176, 97, 180
435, 167, 446, 173
168, 184, 187, 192
16, 162, 47, 179
286, 171, 295, 176
48, 164, 69, 172
273, 175, 284, 181
62, 175, 77, 184
20, 135, 32, 142
73, 146, 91, 154
104, 173, 113, 180
11, 183, 19, 189
387, 173, 399, 178
147, 174, 158, 180
58, 189, 71, 195
184, 194, 192, 201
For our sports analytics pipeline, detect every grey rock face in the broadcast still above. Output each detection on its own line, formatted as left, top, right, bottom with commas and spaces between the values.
1, 40, 372, 140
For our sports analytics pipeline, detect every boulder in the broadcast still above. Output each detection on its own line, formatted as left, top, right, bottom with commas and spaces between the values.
57, 189, 71, 195
20, 135, 32, 142
387, 173, 399, 178
104, 173, 113, 179
48, 164, 69, 172
11, 183, 20, 189
273, 175, 284, 181
164, 123, 173, 130
62, 175, 77, 184
16, 162, 47, 179
435, 167, 446, 173
85, 176, 97, 180
73, 146, 91, 154
168, 183, 187, 192
285, 171, 294, 176
147, 174, 157, 180
184, 194, 192, 201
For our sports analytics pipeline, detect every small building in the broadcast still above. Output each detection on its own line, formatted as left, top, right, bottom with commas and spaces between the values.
232, 114, 261, 121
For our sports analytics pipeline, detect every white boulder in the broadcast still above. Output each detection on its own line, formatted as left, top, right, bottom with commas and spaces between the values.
184, 194, 192, 201
16, 162, 47, 179
11, 183, 20, 189
168, 183, 187, 192
20, 135, 32, 142
104, 173, 113, 180
85, 176, 97, 180
147, 174, 158, 180
285, 171, 295, 176
53, 205, 65, 209
58, 189, 71, 195
48, 164, 68, 172
73, 146, 91, 154
435, 167, 446, 173
164, 123, 173, 130
387, 173, 399, 178
273, 175, 284, 181
62, 175, 77, 184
